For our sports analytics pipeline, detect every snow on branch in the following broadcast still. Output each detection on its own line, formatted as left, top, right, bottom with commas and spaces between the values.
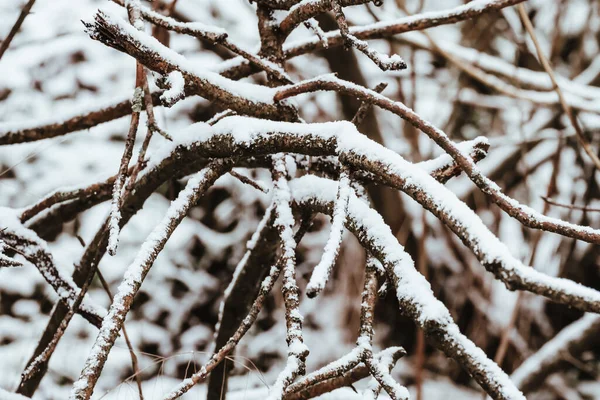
283, 0, 526, 57
159, 70, 185, 107
0, 93, 160, 145
150, 115, 600, 313
165, 205, 314, 399
331, 0, 406, 71
83, 9, 297, 121
0, 208, 105, 327
268, 155, 309, 399
274, 75, 600, 245
289, 175, 525, 400
306, 167, 350, 298
69, 160, 231, 400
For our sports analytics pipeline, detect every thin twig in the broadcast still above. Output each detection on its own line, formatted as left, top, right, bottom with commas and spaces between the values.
96, 268, 144, 400
0, 0, 37, 61
517, 4, 600, 170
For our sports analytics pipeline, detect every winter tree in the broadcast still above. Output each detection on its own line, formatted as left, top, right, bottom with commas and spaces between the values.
0, 0, 599, 399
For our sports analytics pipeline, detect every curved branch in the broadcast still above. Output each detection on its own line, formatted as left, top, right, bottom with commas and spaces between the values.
274, 76, 600, 245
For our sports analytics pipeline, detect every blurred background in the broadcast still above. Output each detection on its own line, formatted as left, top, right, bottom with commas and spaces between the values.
0, 0, 599, 398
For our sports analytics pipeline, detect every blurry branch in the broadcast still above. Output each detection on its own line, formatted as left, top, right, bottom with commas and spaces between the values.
20, 176, 117, 223
395, 33, 600, 101
404, 33, 600, 114
70, 160, 232, 400
511, 314, 600, 394
0, 0, 36, 61
251, 0, 302, 10
274, 75, 600, 245
229, 170, 269, 193
517, 4, 600, 171
541, 197, 600, 213
0, 93, 161, 145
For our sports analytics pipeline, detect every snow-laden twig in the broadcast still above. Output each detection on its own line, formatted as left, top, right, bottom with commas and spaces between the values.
0, 0, 36, 61
285, 347, 406, 399
0, 239, 23, 268
303, 18, 328, 48
517, 4, 600, 170
20, 252, 99, 382
83, 9, 297, 121
164, 209, 314, 400
331, 0, 406, 71
69, 160, 231, 400
357, 260, 409, 400
0, 208, 105, 326
306, 167, 350, 298
107, 66, 144, 256
283, 0, 526, 57
267, 155, 309, 400
126, 1, 293, 84
289, 175, 525, 400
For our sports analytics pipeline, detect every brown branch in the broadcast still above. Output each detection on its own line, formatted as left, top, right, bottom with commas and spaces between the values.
291, 176, 524, 399
83, 10, 297, 121
107, 59, 144, 256
0, 0, 37, 61
284, 0, 526, 57
0, 92, 161, 146
0, 229, 103, 328
284, 348, 406, 400
163, 210, 313, 399
274, 76, 600, 245
541, 196, 600, 213
229, 170, 269, 193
